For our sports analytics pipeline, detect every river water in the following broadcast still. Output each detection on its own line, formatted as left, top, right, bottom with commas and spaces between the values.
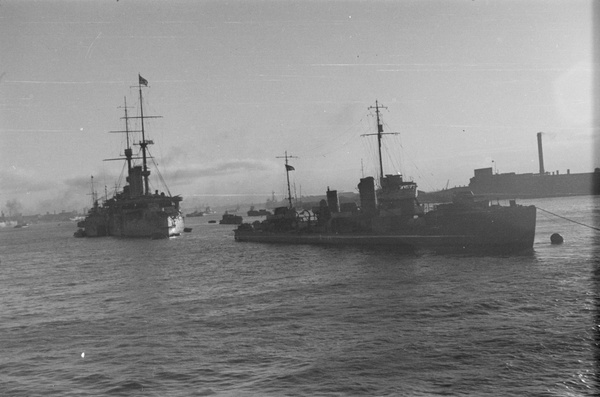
1, 196, 598, 396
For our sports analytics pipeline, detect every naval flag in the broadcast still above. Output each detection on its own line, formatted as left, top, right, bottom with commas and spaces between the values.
139, 74, 148, 86
285, 164, 295, 171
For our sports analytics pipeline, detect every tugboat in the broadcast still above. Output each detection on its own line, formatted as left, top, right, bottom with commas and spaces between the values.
219, 212, 243, 225
234, 101, 537, 253
247, 206, 272, 217
74, 75, 184, 239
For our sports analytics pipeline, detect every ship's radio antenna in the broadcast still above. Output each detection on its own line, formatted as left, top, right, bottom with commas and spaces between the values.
276, 151, 298, 209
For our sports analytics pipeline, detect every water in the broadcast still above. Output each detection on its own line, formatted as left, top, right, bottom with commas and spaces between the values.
1, 196, 598, 396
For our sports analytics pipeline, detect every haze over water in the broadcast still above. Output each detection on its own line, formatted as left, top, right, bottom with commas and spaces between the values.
1, 1, 595, 214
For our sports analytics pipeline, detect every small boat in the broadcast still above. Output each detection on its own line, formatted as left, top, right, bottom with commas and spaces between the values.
219, 212, 243, 225
247, 206, 272, 217
234, 101, 536, 254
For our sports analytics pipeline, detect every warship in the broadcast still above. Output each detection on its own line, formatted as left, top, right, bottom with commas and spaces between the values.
234, 101, 537, 253
75, 75, 184, 239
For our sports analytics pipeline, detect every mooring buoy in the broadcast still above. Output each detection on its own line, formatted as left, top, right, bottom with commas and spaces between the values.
550, 233, 564, 244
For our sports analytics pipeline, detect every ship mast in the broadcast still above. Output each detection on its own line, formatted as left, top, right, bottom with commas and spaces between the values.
122, 97, 133, 173
362, 100, 399, 184
107, 97, 143, 179
88, 175, 98, 207
132, 75, 162, 195
138, 76, 150, 195
276, 151, 298, 209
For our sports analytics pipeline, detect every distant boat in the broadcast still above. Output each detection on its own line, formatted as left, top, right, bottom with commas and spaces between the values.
234, 101, 537, 253
219, 212, 243, 225
247, 206, 272, 217
74, 75, 184, 239
186, 210, 204, 217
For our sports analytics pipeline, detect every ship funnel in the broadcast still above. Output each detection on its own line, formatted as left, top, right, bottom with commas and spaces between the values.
126, 165, 144, 197
326, 187, 340, 213
358, 176, 377, 216
537, 132, 545, 175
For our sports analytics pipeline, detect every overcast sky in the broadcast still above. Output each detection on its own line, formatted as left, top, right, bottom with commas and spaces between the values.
0, 0, 596, 214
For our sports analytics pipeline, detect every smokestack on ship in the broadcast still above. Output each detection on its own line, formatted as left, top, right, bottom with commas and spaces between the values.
537, 132, 545, 175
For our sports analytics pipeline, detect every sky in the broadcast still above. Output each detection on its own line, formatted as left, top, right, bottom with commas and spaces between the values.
0, 0, 596, 215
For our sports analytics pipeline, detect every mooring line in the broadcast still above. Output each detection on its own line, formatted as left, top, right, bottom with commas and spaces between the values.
537, 207, 600, 231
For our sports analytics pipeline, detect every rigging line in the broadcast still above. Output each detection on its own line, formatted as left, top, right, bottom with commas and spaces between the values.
147, 147, 172, 196
537, 207, 600, 231
302, 117, 366, 157
310, 132, 361, 158
112, 159, 126, 194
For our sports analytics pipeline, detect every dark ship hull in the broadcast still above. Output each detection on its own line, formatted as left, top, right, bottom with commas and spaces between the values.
105, 195, 184, 238
77, 204, 184, 238
235, 187, 536, 254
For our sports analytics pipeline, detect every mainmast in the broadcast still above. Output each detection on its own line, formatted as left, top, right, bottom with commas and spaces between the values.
138, 75, 151, 195
362, 100, 398, 184
129, 75, 162, 195
276, 151, 298, 209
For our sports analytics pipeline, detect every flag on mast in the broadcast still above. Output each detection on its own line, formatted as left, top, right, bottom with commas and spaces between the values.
139, 74, 148, 86
285, 164, 295, 171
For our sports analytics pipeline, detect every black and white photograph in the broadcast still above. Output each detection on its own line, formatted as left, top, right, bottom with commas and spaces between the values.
1, 1, 598, 395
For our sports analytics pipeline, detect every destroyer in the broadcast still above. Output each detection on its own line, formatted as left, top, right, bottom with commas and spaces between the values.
234, 101, 536, 253
75, 75, 184, 239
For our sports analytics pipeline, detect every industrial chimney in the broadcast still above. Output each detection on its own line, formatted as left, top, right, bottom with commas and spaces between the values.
537, 132, 545, 175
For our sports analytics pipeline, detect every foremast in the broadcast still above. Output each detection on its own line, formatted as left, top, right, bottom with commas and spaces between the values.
119, 97, 133, 173
362, 100, 420, 213
277, 151, 298, 209
107, 96, 140, 193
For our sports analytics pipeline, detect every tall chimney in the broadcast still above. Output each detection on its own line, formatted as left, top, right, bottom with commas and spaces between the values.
537, 132, 545, 175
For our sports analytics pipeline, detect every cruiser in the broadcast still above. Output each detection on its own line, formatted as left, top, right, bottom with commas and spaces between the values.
75, 75, 184, 239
